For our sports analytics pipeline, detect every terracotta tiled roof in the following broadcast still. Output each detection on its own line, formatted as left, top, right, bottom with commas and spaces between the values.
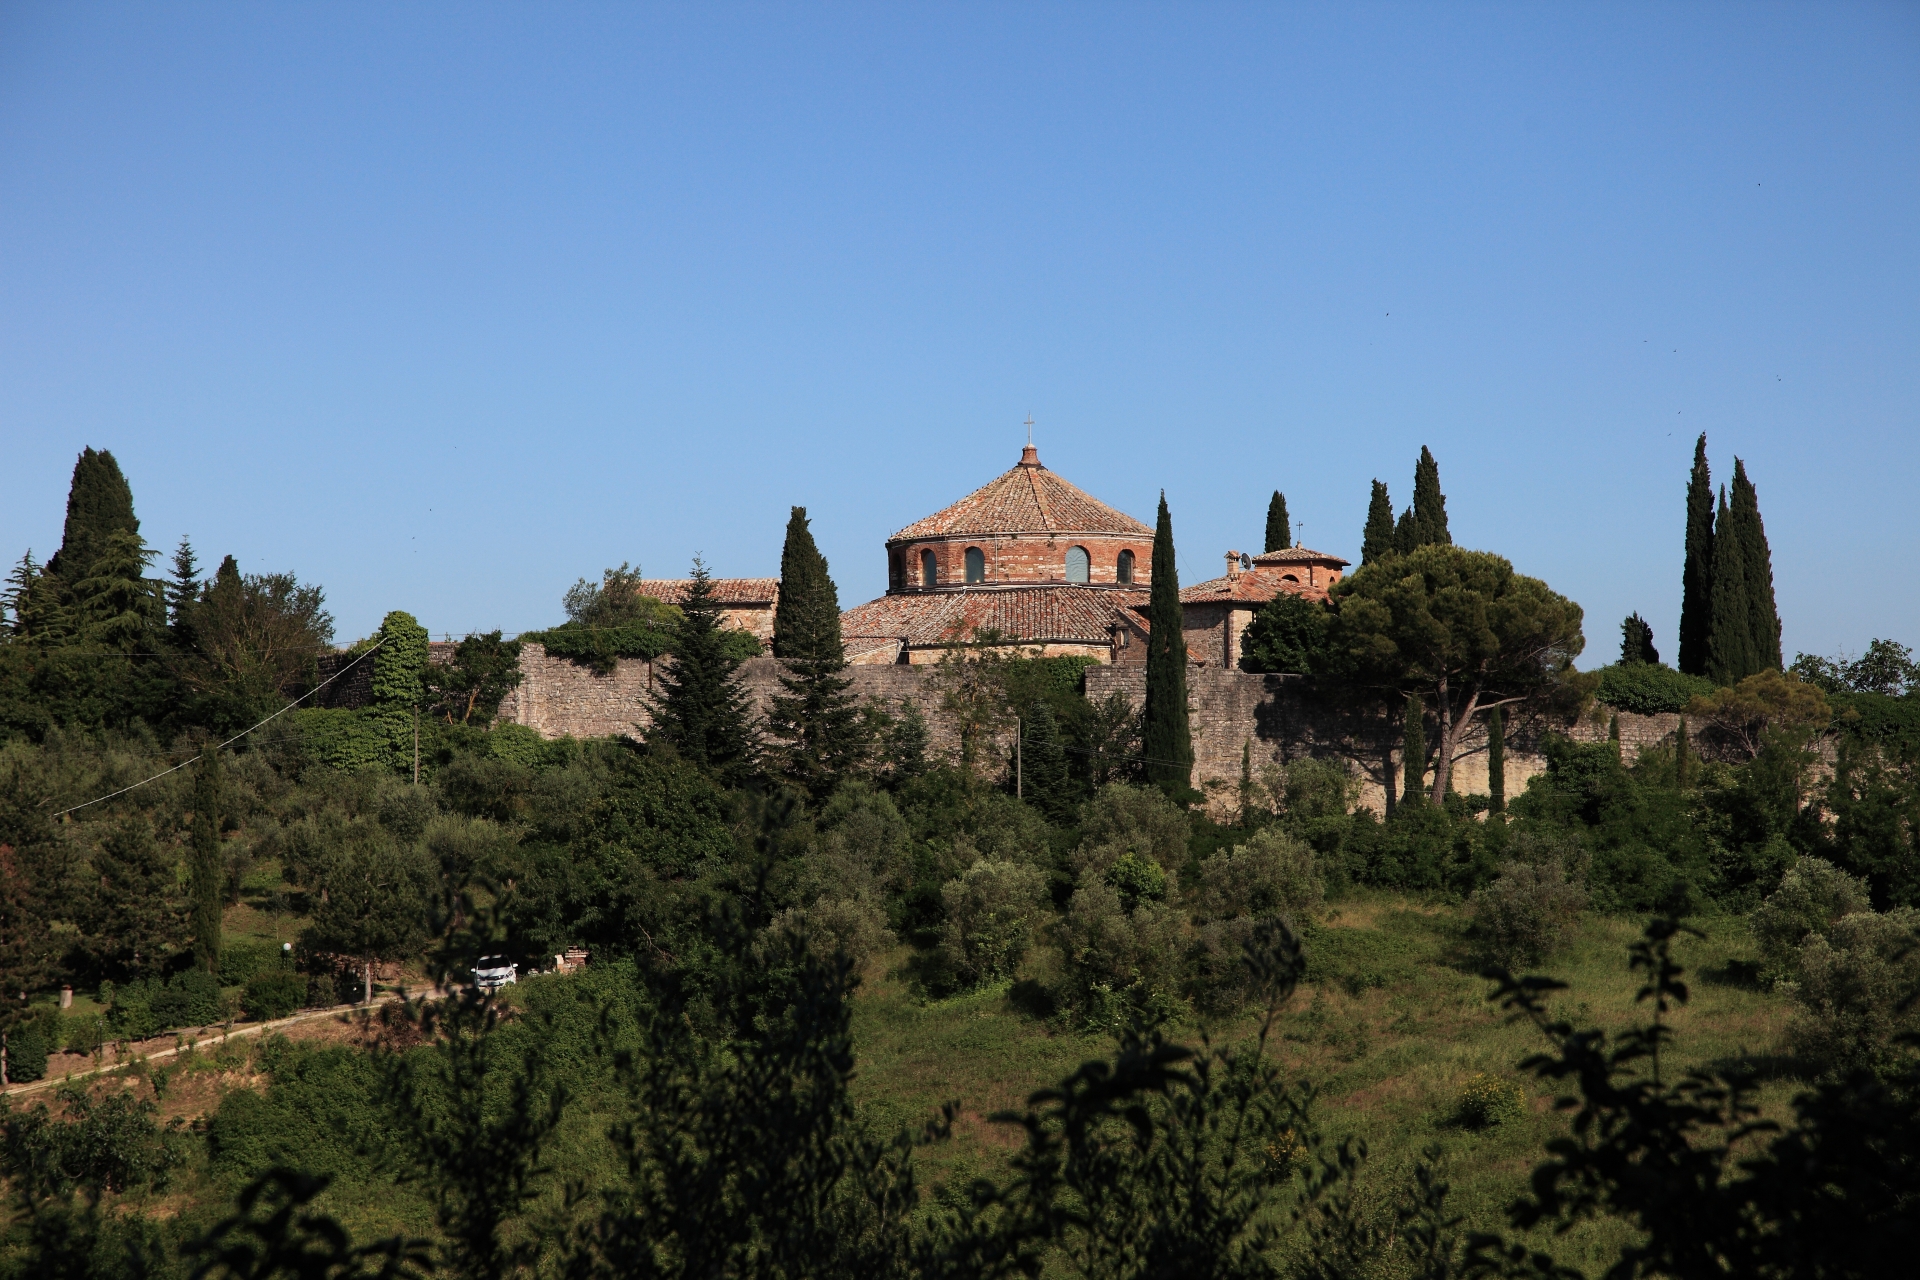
1179, 569, 1330, 608
888, 447, 1152, 542
639, 578, 780, 606
842, 585, 1148, 649
1249, 546, 1349, 568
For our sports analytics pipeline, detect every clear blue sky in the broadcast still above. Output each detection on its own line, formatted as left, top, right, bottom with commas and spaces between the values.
4, 3, 1915, 665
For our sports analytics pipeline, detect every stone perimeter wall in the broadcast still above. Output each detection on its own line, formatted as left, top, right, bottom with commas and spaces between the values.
496, 646, 1679, 818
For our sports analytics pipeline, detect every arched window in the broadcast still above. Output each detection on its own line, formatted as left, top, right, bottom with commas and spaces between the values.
889, 552, 903, 590
965, 546, 985, 583
1116, 549, 1135, 584
1281, 574, 1299, 583
1065, 546, 1090, 583
921, 549, 937, 587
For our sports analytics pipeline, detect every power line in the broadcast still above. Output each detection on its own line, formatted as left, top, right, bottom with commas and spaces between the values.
51, 641, 385, 819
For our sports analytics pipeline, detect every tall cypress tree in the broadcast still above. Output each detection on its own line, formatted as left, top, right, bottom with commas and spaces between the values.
1400, 692, 1426, 807
1393, 508, 1418, 556
768, 506, 862, 798
1486, 705, 1506, 813
1411, 446, 1451, 547
1021, 702, 1075, 822
651, 559, 758, 782
1361, 481, 1396, 565
46, 447, 139, 582
1706, 487, 1757, 685
1264, 491, 1291, 553
1677, 434, 1715, 676
1729, 458, 1782, 671
1142, 493, 1193, 795
189, 748, 223, 975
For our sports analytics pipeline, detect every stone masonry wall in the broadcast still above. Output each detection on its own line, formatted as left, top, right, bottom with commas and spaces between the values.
498, 645, 1682, 821
1086, 666, 1681, 819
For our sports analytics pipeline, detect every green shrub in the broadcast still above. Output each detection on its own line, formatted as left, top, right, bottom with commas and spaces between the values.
1786, 907, 1920, 1076
1595, 662, 1716, 714
1105, 851, 1168, 912
1073, 782, 1191, 879
1053, 881, 1186, 1028
0, 1084, 183, 1196
759, 896, 893, 970
60, 1012, 107, 1056
935, 859, 1048, 990
1193, 827, 1323, 923
219, 940, 280, 987
108, 968, 227, 1037
6, 1028, 48, 1083
1469, 859, 1588, 968
1455, 1073, 1526, 1128
1749, 857, 1872, 986
241, 968, 307, 1022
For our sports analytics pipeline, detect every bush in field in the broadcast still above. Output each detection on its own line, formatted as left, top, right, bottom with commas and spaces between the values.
1455, 1073, 1526, 1129
106, 968, 227, 1038
1053, 880, 1186, 1029
0, 1084, 183, 1198
935, 859, 1048, 990
5, 1027, 48, 1083
1193, 827, 1323, 924
1785, 907, 1920, 1077
1749, 856, 1872, 986
760, 896, 893, 970
1104, 852, 1168, 913
1072, 782, 1190, 879
1469, 859, 1588, 968
241, 968, 307, 1022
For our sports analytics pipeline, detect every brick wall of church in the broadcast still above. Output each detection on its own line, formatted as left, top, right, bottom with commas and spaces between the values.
891, 533, 1148, 590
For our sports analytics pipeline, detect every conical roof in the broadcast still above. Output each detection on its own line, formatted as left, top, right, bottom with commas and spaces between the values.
888, 445, 1152, 542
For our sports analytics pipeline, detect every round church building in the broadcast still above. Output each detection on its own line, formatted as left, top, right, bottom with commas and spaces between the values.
840, 444, 1154, 664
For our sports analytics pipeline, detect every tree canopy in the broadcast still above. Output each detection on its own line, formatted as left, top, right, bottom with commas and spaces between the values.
1329, 544, 1584, 802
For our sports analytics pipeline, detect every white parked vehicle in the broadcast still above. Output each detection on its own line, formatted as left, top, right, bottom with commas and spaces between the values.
474, 957, 518, 992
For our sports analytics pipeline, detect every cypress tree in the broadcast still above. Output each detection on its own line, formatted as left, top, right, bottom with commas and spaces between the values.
1411, 446, 1451, 547
1393, 507, 1418, 556
1674, 716, 1691, 790
1361, 481, 1396, 565
1142, 493, 1193, 796
46, 447, 139, 582
1487, 705, 1506, 813
1706, 487, 1757, 685
768, 506, 862, 798
1021, 702, 1074, 822
1264, 491, 1291, 553
652, 559, 758, 782
1400, 692, 1426, 808
1620, 613, 1658, 665
189, 748, 223, 975
1677, 434, 1715, 676
1729, 458, 1782, 671
1609, 713, 1622, 755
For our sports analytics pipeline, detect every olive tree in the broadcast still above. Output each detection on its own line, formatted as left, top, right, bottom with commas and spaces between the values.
1329, 545, 1584, 803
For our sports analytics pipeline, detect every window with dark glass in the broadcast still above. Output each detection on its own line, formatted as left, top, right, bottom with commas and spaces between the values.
1116, 549, 1135, 584
965, 546, 985, 583
1066, 545, 1090, 583
921, 549, 937, 587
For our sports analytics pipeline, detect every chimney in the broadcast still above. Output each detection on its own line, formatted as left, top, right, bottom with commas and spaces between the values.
1225, 550, 1242, 582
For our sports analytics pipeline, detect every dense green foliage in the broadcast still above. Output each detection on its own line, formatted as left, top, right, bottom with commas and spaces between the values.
1594, 661, 1715, 714
1239, 591, 1330, 675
